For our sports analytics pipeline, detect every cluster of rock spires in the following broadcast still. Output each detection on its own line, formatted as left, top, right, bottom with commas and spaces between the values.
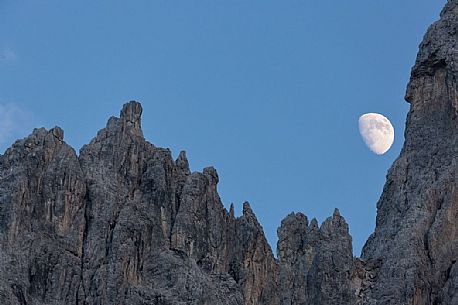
0, 1, 457, 304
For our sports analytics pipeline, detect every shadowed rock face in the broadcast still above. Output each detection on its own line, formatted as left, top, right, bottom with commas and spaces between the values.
0, 1, 457, 304
277, 210, 356, 305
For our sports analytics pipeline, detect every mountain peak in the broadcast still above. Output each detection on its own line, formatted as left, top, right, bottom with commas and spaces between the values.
120, 100, 142, 129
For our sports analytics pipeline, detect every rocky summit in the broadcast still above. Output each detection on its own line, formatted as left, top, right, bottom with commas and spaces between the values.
0, 1, 457, 305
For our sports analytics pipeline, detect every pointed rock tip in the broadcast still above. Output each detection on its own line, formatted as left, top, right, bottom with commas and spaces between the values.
50, 126, 64, 141
120, 101, 143, 124
242, 201, 253, 215
333, 208, 341, 218
176, 150, 189, 165
310, 218, 319, 229
203, 166, 219, 184
176, 150, 191, 175
295, 212, 308, 222
325, 208, 349, 229
177, 150, 187, 160
229, 203, 235, 216
242, 202, 261, 223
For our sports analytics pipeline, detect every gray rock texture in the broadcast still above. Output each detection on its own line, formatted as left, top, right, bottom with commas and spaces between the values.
361, 1, 458, 304
0, 1, 457, 304
277, 209, 357, 305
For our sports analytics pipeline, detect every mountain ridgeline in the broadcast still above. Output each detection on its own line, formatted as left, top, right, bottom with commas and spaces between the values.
0, 1, 457, 304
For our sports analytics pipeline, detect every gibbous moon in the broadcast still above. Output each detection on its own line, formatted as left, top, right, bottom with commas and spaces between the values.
358, 113, 394, 155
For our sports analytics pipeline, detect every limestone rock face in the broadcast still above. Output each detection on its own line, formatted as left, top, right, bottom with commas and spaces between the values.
0, 127, 86, 304
78, 101, 244, 305
0, 1, 457, 303
361, 1, 458, 304
277, 210, 356, 305
0, 102, 357, 305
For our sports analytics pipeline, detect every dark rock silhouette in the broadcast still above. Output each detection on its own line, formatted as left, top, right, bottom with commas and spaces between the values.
0, 1, 457, 304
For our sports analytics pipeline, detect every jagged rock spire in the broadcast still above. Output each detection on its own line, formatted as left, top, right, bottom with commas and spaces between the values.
1, 2, 457, 300
120, 101, 142, 125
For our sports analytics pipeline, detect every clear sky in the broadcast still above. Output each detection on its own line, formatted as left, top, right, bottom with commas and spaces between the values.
0, 0, 447, 255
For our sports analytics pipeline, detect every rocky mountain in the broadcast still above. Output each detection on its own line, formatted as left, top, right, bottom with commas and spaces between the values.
0, 1, 456, 304
360, 1, 458, 303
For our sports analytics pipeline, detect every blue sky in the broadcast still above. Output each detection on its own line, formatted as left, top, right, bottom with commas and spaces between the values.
0, 0, 447, 255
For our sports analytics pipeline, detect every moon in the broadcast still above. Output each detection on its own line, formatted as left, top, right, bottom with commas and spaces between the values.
358, 113, 394, 155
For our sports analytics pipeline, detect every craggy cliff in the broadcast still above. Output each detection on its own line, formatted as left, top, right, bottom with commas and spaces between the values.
0, 1, 457, 304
